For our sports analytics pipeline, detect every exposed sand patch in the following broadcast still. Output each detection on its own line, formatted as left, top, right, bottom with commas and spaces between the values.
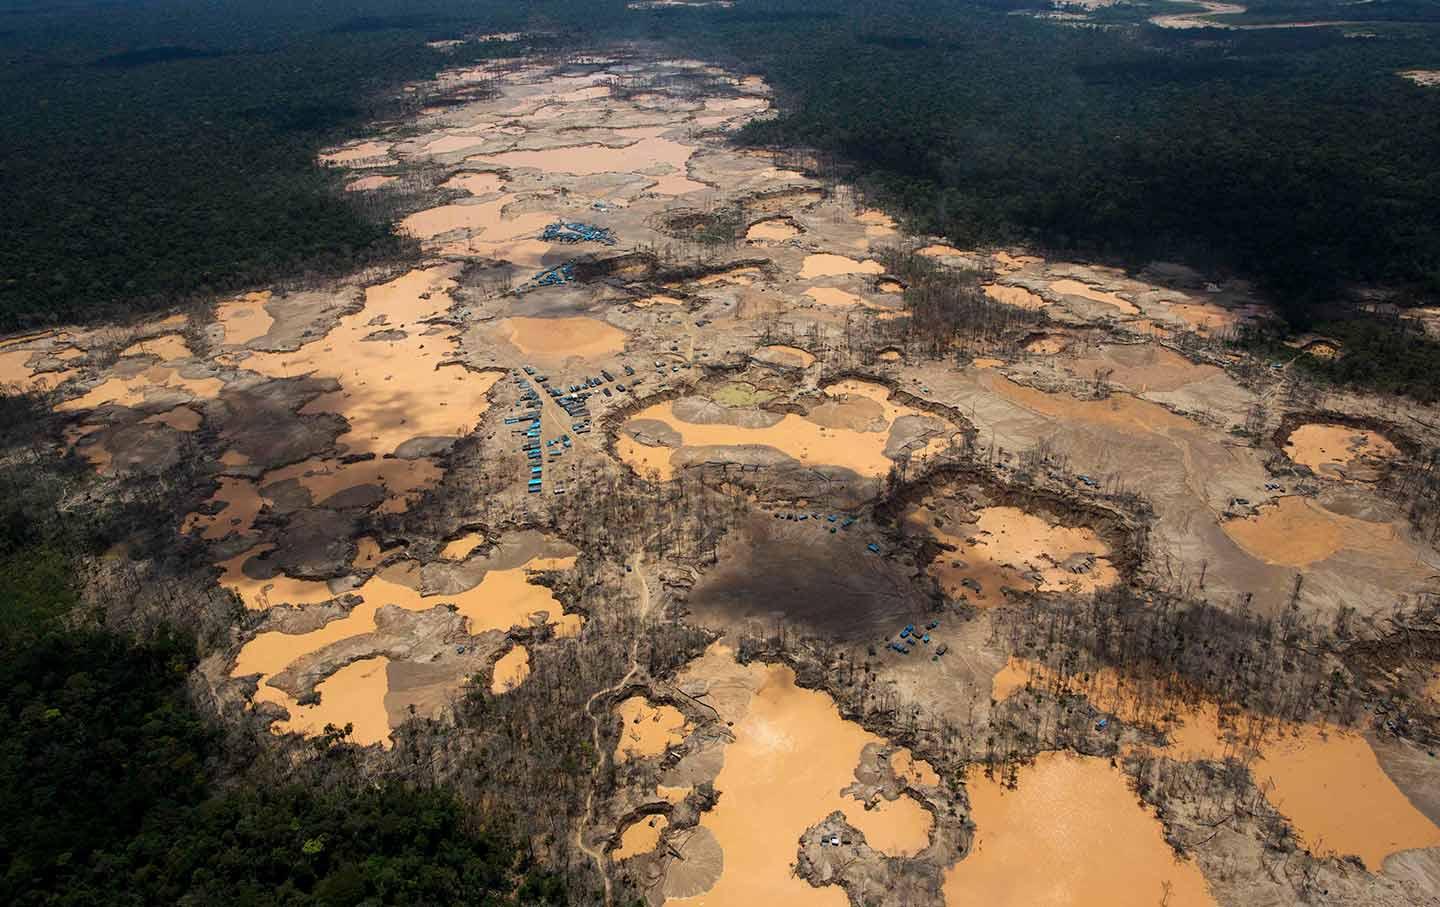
746, 218, 800, 241
633, 294, 686, 307
1283, 423, 1399, 479
614, 696, 688, 763
491, 645, 531, 693
245, 267, 499, 457
877, 279, 904, 294
122, 334, 191, 360
615, 815, 670, 860
982, 284, 1047, 310
799, 254, 885, 279
971, 357, 1004, 369
1220, 496, 1407, 568
215, 292, 275, 345
500, 315, 626, 361
265, 656, 392, 747
671, 651, 933, 902
1401, 69, 1440, 87
441, 531, 487, 560
1024, 335, 1070, 355
141, 406, 201, 431
942, 753, 1215, 906
1048, 279, 1140, 315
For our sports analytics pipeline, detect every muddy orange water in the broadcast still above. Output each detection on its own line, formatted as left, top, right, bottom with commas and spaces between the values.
400, 195, 556, 241
1283, 423, 1398, 478
1221, 496, 1413, 568
616, 815, 670, 860
217, 543, 337, 610
0, 347, 76, 393
993, 251, 1043, 271
757, 344, 815, 368
244, 267, 500, 457
499, 316, 626, 361
265, 656, 393, 747
122, 334, 192, 360
475, 136, 694, 178
971, 357, 1004, 369
892, 748, 940, 787
615, 696, 688, 762
992, 659, 1440, 870
442, 171, 505, 195
491, 645, 531, 694
798, 254, 885, 279
215, 292, 275, 345
910, 505, 1118, 607
1048, 279, 1140, 315
142, 406, 202, 431
263, 457, 442, 513
57, 365, 224, 412
619, 380, 942, 480
804, 287, 870, 308
982, 284, 1047, 310
320, 141, 391, 165
232, 555, 570, 745
441, 531, 487, 560
942, 753, 1215, 906
676, 656, 933, 904
182, 476, 266, 540
746, 218, 800, 241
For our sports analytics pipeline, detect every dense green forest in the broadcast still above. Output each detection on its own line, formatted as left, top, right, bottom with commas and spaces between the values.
0, 389, 568, 905
2, 0, 1438, 333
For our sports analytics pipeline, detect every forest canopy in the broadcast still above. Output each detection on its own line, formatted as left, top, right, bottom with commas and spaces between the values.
1, 0, 1437, 329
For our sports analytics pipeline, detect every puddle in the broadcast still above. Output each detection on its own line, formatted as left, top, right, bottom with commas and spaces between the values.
141, 406, 201, 431
491, 645, 531, 693
909, 504, 1118, 607
805, 287, 870, 308
244, 266, 501, 457
942, 753, 1215, 906
474, 136, 695, 179
614, 696, 688, 762
122, 334, 191, 360
668, 648, 933, 903
182, 477, 266, 540
265, 656, 392, 747
57, 365, 225, 412
619, 380, 947, 480
442, 171, 505, 195
1048, 279, 1139, 315
799, 254, 885, 279
616, 815, 670, 860
1220, 496, 1408, 568
1283, 423, 1398, 480
746, 218, 800, 241
215, 292, 275, 345
982, 284, 1047, 310
441, 531, 487, 560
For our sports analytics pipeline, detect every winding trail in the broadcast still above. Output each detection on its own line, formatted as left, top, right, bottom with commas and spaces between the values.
576, 552, 650, 906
